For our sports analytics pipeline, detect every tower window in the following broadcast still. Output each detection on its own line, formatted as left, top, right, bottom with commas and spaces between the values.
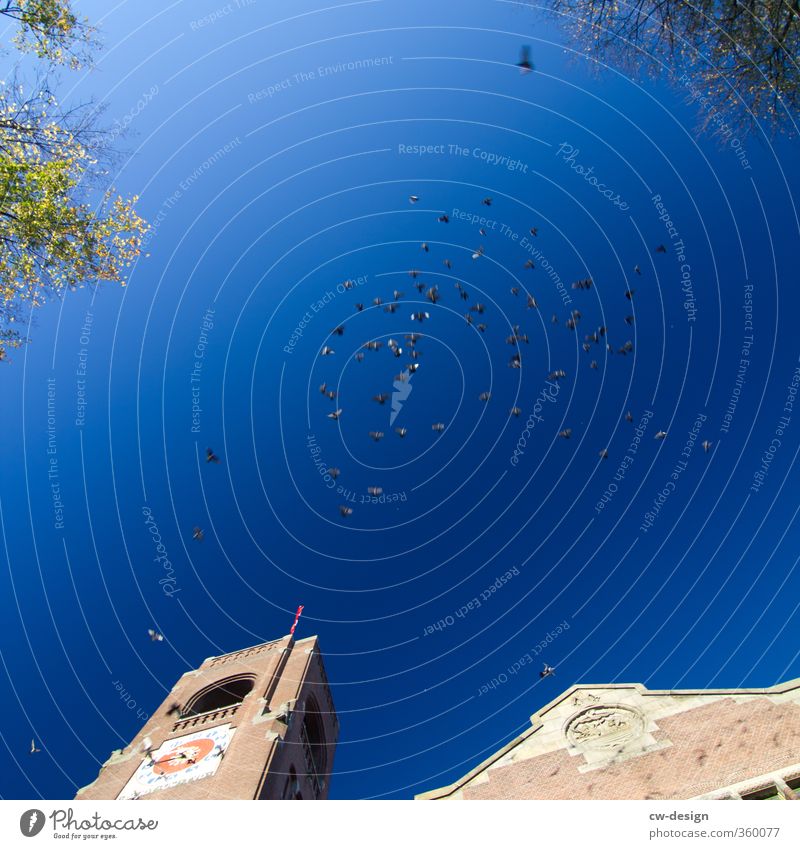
300, 697, 327, 797
183, 676, 255, 717
283, 766, 302, 800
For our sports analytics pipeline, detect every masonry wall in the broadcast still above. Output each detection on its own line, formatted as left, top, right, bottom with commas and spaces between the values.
460, 698, 800, 800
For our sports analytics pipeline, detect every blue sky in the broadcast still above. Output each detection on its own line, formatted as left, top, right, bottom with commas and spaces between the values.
1, 0, 799, 800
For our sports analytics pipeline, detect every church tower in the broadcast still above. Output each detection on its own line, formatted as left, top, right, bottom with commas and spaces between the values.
76, 634, 338, 800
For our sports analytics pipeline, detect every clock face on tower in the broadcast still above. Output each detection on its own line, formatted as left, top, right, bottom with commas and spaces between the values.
117, 724, 235, 799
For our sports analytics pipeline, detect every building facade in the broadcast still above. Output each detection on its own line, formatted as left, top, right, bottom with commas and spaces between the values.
417, 679, 800, 800
77, 634, 338, 800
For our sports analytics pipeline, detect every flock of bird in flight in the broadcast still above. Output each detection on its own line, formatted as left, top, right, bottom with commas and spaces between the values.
137, 69, 715, 698
310, 190, 712, 519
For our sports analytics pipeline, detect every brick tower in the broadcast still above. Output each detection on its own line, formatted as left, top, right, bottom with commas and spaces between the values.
76, 634, 338, 800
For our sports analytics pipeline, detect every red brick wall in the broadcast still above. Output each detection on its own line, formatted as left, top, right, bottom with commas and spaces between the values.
462, 698, 800, 800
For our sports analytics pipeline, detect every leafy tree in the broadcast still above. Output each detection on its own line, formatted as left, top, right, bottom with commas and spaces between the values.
545, 0, 800, 133
0, 1, 145, 361
1, 0, 93, 66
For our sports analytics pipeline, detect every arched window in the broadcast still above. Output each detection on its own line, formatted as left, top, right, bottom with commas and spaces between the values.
283, 766, 302, 800
183, 675, 255, 717
300, 696, 327, 795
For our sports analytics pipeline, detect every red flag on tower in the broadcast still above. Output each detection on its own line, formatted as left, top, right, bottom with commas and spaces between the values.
289, 605, 304, 636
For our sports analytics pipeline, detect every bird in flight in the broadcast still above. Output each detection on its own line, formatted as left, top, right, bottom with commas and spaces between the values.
540, 663, 555, 679
655, 431, 667, 440
339, 505, 353, 517
702, 440, 712, 452
517, 45, 534, 74
192, 527, 204, 541
367, 487, 383, 496
558, 429, 572, 439
206, 448, 220, 464
409, 195, 419, 203
30, 739, 41, 755
373, 393, 389, 405
148, 629, 164, 642
369, 431, 384, 442
328, 409, 343, 420
432, 422, 445, 432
